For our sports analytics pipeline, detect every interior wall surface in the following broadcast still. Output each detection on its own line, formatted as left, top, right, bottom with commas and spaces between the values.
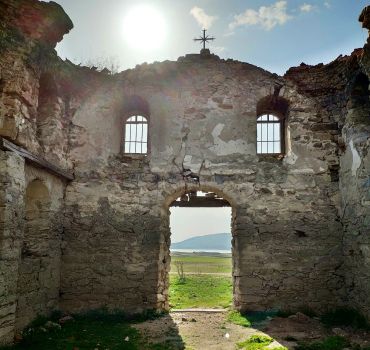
62, 56, 345, 314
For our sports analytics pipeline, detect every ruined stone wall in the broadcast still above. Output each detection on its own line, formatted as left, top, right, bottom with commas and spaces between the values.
0, 0, 369, 345
0, 151, 25, 345
15, 166, 65, 331
340, 6, 370, 319
62, 54, 345, 314
0, 0, 72, 342
0, 153, 66, 343
0, 0, 74, 169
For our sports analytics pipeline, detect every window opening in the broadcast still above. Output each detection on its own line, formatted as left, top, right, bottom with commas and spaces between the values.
124, 115, 148, 154
257, 114, 281, 154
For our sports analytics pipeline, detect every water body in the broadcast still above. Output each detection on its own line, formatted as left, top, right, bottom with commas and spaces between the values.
171, 248, 231, 254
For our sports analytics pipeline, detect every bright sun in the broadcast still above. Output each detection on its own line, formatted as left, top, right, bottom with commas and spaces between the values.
123, 5, 166, 50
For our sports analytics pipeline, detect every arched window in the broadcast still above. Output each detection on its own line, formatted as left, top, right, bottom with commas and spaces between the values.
123, 115, 148, 154
257, 114, 282, 154
256, 94, 289, 155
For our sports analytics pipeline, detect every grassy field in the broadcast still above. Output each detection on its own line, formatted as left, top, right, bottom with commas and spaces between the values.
169, 252, 233, 309
169, 275, 233, 309
170, 252, 232, 274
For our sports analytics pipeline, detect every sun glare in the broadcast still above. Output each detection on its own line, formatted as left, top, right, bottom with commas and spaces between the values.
122, 5, 166, 50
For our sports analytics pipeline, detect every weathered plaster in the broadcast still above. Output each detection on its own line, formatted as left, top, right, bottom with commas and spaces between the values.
0, 1, 369, 345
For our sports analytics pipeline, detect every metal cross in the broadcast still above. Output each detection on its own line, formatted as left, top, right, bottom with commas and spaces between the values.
194, 29, 215, 50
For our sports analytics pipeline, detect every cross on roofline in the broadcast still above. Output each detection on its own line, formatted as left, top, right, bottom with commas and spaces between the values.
194, 29, 215, 51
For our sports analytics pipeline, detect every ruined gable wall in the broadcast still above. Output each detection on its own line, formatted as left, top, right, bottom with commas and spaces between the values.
0, 0, 369, 344
62, 54, 345, 315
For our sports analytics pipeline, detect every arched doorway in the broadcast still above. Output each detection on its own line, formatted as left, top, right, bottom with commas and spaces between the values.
157, 185, 239, 311
16, 179, 51, 330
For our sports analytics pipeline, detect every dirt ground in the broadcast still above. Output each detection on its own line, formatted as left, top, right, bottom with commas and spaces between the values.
133, 311, 370, 350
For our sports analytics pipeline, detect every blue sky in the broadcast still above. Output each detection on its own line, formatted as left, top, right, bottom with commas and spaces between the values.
55, 0, 369, 75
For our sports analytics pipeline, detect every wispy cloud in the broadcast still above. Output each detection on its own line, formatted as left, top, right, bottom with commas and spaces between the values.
324, 1, 331, 9
211, 46, 226, 55
229, 1, 292, 31
190, 7, 218, 29
223, 31, 235, 37
300, 3, 314, 12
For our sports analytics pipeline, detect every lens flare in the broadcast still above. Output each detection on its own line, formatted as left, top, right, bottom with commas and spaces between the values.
122, 5, 166, 50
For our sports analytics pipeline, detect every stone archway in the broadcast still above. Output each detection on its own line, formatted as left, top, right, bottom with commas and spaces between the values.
157, 184, 240, 311
16, 179, 51, 330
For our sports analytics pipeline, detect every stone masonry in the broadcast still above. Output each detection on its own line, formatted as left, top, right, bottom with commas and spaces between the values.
0, 0, 369, 345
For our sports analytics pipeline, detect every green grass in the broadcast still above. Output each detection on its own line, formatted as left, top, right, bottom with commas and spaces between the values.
237, 334, 287, 350
170, 254, 232, 274
0, 310, 169, 350
295, 336, 349, 350
0, 317, 140, 350
227, 310, 251, 327
237, 334, 273, 349
169, 274, 232, 309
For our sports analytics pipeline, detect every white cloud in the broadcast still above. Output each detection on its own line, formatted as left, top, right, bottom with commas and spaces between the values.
229, 1, 292, 31
211, 46, 226, 54
300, 3, 313, 12
223, 31, 235, 37
190, 6, 218, 29
324, 1, 331, 9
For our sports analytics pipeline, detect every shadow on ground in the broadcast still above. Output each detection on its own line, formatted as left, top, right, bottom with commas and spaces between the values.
135, 310, 370, 349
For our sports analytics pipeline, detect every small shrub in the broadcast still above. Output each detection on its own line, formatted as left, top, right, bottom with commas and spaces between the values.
227, 310, 251, 327
295, 336, 348, 350
237, 334, 274, 349
321, 308, 369, 330
175, 261, 186, 282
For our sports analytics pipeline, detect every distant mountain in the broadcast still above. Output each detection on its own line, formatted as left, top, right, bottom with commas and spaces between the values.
171, 233, 231, 250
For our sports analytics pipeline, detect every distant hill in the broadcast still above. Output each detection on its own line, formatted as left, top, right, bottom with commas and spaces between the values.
171, 233, 231, 250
